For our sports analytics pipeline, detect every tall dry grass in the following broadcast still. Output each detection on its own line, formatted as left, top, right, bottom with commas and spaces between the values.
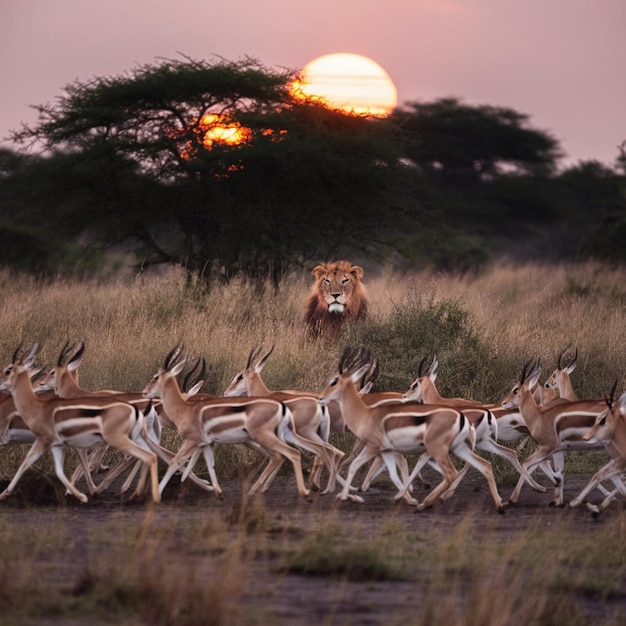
2, 260, 624, 398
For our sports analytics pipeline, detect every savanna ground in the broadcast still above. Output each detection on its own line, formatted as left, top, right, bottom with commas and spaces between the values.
1, 468, 624, 626
1, 262, 626, 625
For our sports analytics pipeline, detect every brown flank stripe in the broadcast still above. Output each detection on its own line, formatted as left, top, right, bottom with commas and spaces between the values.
385, 414, 427, 430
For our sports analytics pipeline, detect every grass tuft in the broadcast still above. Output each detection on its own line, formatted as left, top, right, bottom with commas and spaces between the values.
280, 526, 405, 582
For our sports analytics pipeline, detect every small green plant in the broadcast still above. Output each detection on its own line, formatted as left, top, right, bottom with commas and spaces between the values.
280, 526, 405, 582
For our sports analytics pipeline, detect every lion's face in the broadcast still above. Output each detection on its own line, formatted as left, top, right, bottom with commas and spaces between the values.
304, 261, 369, 336
313, 262, 365, 315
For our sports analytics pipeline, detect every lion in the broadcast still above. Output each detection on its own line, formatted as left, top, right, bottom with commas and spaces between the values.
303, 261, 369, 337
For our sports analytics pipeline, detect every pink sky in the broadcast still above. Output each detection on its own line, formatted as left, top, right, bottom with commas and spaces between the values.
1, 0, 624, 168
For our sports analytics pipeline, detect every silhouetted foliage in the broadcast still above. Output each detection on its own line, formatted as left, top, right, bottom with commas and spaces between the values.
391, 100, 625, 264
6, 57, 426, 285
2, 58, 625, 278
393, 98, 561, 187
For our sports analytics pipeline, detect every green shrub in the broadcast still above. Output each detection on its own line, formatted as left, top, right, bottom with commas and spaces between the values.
347, 292, 491, 397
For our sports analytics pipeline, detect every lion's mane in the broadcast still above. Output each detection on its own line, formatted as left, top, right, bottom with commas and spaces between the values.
303, 261, 369, 337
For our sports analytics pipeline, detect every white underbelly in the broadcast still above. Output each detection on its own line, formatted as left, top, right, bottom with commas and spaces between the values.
61, 432, 107, 448
496, 414, 528, 441
205, 424, 250, 445
384, 426, 426, 454
2, 428, 35, 445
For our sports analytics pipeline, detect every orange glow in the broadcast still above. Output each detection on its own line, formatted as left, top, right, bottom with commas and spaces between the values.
291, 53, 398, 117
172, 113, 287, 165
199, 113, 251, 147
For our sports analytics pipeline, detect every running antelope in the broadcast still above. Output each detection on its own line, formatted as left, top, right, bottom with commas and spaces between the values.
404, 355, 533, 443
224, 347, 411, 494
142, 346, 315, 499
504, 360, 607, 506
569, 384, 626, 516
0, 352, 136, 497
318, 348, 506, 512
224, 345, 344, 493
50, 340, 213, 497
541, 347, 579, 404
0, 366, 57, 446
401, 355, 546, 494
0, 344, 160, 503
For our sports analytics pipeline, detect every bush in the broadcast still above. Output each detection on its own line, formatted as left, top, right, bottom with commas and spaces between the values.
347, 292, 491, 397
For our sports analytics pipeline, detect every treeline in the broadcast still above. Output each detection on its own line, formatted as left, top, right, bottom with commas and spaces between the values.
0, 56, 624, 284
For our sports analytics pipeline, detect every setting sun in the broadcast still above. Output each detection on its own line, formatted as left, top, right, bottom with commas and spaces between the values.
292, 53, 398, 117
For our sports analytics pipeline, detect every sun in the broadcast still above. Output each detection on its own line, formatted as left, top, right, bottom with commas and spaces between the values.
291, 53, 398, 117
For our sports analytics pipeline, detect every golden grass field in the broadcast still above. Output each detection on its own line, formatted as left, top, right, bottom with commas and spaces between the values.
0, 261, 625, 625
1, 260, 625, 399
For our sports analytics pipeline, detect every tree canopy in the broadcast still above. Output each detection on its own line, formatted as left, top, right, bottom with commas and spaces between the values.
2, 56, 624, 279
392, 98, 561, 186
7, 56, 425, 285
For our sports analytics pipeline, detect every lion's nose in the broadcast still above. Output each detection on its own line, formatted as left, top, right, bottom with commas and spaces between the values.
331, 292, 341, 299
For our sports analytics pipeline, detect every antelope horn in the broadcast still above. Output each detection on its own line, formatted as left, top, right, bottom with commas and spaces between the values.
164, 344, 184, 370
182, 356, 202, 391
520, 358, 539, 384
417, 356, 429, 378
606, 378, 618, 409
12, 343, 23, 364
258, 344, 275, 366
246, 346, 264, 370
57, 340, 73, 367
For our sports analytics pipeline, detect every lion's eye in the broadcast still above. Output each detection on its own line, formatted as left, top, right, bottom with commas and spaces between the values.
341, 278, 350, 285
323, 279, 330, 285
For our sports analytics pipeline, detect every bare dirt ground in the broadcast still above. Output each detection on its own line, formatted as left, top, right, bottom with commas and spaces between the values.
2, 467, 625, 625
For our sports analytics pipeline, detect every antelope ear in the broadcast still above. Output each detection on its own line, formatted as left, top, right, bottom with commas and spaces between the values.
350, 363, 371, 384
359, 381, 373, 395
256, 345, 274, 373
67, 353, 83, 372
171, 360, 186, 377
530, 365, 542, 388
428, 355, 439, 379
23, 343, 40, 367
186, 381, 203, 397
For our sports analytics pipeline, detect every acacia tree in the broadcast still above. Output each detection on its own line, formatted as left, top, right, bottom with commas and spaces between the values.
9, 56, 423, 286
387, 97, 569, 262
393, 98, 561, 187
